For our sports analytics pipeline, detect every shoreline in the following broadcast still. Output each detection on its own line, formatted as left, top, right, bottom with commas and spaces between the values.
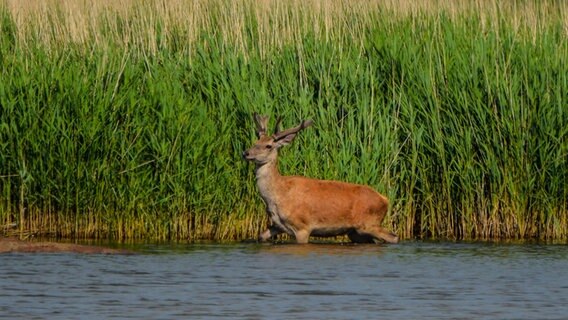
0, 237, 133, 254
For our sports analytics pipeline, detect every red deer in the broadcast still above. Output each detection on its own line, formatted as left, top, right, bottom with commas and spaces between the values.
242, 113, 398, 244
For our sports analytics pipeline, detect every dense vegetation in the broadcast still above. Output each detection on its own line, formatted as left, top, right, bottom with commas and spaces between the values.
1, 0, 566, 241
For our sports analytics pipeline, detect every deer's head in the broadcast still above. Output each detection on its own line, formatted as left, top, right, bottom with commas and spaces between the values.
243, 113, 313, 165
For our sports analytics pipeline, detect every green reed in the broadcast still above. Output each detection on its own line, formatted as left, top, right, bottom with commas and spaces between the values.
0, 0, 566, 241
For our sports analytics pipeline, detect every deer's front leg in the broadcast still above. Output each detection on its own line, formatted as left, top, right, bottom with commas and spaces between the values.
294, 230, 310, 244
259, 225, 282, 242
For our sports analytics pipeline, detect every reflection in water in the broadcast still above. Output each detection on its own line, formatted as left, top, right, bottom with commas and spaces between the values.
0, 241, 567, 319
256, 242, 385, 256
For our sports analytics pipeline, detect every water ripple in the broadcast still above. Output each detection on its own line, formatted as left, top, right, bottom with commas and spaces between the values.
1, 242, 567, 319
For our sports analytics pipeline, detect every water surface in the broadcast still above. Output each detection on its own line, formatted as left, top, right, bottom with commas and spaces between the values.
1, 241, 567, 319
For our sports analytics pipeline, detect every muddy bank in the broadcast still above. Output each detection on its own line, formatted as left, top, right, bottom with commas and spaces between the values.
0, 237, 132, 254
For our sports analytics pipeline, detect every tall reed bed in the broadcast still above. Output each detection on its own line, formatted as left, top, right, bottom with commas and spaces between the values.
0, 0, 566, 241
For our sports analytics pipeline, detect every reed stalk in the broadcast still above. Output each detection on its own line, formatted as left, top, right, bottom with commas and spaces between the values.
0, 0, 566, 241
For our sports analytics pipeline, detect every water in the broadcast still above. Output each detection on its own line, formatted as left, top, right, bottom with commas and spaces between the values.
1, 241, 567, 319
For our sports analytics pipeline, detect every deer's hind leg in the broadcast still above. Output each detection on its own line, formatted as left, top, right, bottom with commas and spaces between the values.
357, 226, 399, 244
347, 230, 375, 243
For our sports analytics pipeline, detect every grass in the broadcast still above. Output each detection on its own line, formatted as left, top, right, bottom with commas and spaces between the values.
0, 0, 567, 241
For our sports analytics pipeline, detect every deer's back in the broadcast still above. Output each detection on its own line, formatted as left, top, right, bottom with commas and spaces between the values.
277, 175, 388, 226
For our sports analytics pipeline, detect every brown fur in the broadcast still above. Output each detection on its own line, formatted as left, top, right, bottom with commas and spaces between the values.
243, 114, 398, 244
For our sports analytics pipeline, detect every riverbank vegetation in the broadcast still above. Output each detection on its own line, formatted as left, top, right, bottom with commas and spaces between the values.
1, 0, 566, 241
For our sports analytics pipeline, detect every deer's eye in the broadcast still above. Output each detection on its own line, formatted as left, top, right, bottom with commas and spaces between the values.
265, 144, 273, 149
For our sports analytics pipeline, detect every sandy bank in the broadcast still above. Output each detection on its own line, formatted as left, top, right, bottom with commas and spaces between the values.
0, 237, 132, 254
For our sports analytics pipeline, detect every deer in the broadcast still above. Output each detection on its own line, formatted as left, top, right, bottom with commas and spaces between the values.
242, 113, 399, 244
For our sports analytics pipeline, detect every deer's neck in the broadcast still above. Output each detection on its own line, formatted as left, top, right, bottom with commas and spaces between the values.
254, 159, 282, 201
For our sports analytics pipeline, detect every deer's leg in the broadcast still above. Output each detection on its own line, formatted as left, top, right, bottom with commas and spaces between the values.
359, 226, 399, 244
259, 226, 282, 242
347, 230, 375, 243
294, 230, 310, 244
376, 227, 399, 244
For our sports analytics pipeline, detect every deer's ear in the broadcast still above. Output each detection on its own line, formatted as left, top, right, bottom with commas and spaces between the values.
274, 133, 297, 147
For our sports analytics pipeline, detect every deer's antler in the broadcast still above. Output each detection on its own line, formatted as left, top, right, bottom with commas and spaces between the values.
273, 119, 313, 141
254, 113, 270, 137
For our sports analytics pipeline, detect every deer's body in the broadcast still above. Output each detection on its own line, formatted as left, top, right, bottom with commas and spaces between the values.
244, 114, 398, 244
